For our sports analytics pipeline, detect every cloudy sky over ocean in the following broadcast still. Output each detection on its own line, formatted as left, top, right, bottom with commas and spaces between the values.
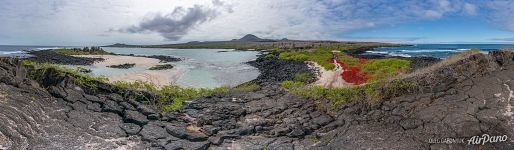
1, 0, 514, 45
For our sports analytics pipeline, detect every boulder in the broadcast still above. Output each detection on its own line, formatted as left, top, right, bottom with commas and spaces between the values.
124, 110, 149, 125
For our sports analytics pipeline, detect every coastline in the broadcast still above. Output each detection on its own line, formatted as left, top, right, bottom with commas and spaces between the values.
75, 55, 183, 87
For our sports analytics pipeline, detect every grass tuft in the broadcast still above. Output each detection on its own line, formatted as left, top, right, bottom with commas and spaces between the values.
281, 79, 416, 108
112, 80, 229, 112
52, 47, 112, 55
232, 81, 261, 92
22, 60, 108, 89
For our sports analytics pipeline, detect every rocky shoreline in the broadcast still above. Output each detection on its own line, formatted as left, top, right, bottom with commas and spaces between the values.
24, 50, 181, 66
344, 46, 441, 71
1, 50, 514, 149
122, 54, 181, 63
26, 50, 104, 65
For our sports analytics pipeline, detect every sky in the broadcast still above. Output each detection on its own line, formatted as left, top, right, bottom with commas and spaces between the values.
0, 0, 513, 46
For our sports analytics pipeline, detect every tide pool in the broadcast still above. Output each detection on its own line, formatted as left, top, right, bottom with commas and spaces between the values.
98, 48, 260, 88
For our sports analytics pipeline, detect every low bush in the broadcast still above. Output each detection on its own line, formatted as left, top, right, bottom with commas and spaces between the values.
76, 67, 92, 73
263, 54, 278, 59
232, 81, 261, 92
293, 71, 314, 83
52, 47, 112, 55
278, 49, 411, 83
279, 52, 309, 61
148, 64, 174, 70
107, 63, 135, 69
362, 58, 411, 80
279, 51, 335, 70
112, 80, 229, 112
281, 79, 416, 107
22, 60, 108, 89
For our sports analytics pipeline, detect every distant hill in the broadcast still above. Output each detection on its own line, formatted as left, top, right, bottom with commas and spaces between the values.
104, 34, 393, 50
238, 34, 263, 42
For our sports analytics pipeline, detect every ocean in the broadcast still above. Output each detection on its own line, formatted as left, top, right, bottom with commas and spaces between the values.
366, 44, 514, 58
2, 44, 513, 87
0, 45, 75, 56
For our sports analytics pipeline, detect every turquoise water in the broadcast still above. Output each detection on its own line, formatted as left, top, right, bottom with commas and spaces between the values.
0, 45, 260, 88
101, 48, 260, 88
367, 44, 514, 58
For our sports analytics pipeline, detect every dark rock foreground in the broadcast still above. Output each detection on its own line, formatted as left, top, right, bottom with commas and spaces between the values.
1, 51, 514, 149
25, 50, 104, 65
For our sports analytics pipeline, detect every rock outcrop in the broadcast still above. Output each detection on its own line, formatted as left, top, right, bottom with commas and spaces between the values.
26, 50, 103, 65
1, 51, 514, 149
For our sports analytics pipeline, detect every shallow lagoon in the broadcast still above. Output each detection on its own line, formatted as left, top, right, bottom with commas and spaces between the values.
89, 48, 260, 88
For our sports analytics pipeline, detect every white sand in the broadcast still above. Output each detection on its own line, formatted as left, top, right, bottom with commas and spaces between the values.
308, 61, 351, 88
75, 55, 183, 87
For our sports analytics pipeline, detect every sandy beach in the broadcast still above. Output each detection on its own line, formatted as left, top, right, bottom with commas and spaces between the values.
75, 55, 183, 87
308, 61, 351, 88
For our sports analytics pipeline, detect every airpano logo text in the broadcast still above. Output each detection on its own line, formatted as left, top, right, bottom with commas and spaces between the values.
428, 134, 509, 145
467, 134, 508, 145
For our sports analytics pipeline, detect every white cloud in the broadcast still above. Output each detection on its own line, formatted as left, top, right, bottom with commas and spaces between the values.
463, 3, 477, 16
0, 0, 513, 45
484, 0, 514, 32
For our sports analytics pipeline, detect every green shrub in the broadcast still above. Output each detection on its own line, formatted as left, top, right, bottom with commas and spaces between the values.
337, 55, 360, 67
113, 80, 229, 112
279, 52, 309, 61
232, 81, 260, 92
281, 80, 305, 89
264, 54, 277, 59
23, 60, 108, 88
293, 72, 314, 83
281, 79, 415, 107
76, 67, 92, 73
362, 58, 411, 80
279, 51, 335, 70
52, 47, 112, 55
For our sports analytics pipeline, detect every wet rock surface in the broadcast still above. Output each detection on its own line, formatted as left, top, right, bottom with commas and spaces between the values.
1, 51, 514, 149
119, 54, 182, 63
141, 55, 181, 63
25, 50, 104, 65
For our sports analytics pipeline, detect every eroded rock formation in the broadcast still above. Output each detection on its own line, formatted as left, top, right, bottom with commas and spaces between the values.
1, 51, 514, 149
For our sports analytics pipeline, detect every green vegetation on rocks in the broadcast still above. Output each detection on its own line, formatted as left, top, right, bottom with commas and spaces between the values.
232, 81, 261, 92
148, 64, 174, 70
293, 71, 315, 83
107, 63, 135, 69
76, 67, 92, 73
22, 60, 231, 112
279, 48, 411, 81
52, 47, 112, 55
281, 79, 416, 107
362, 58, 411, 81
22, 60, 108, 89
112, 81, 229, 112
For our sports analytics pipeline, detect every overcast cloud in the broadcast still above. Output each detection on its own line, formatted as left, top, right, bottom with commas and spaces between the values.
0, 0, 513, 45
120, 5, 220, 41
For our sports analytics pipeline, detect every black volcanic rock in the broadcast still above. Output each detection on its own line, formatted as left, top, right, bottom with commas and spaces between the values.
2, 51, 514, 149
26, 50, 104, 65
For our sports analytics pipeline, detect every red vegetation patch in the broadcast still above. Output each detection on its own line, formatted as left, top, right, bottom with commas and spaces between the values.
335, 59, 368, 85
